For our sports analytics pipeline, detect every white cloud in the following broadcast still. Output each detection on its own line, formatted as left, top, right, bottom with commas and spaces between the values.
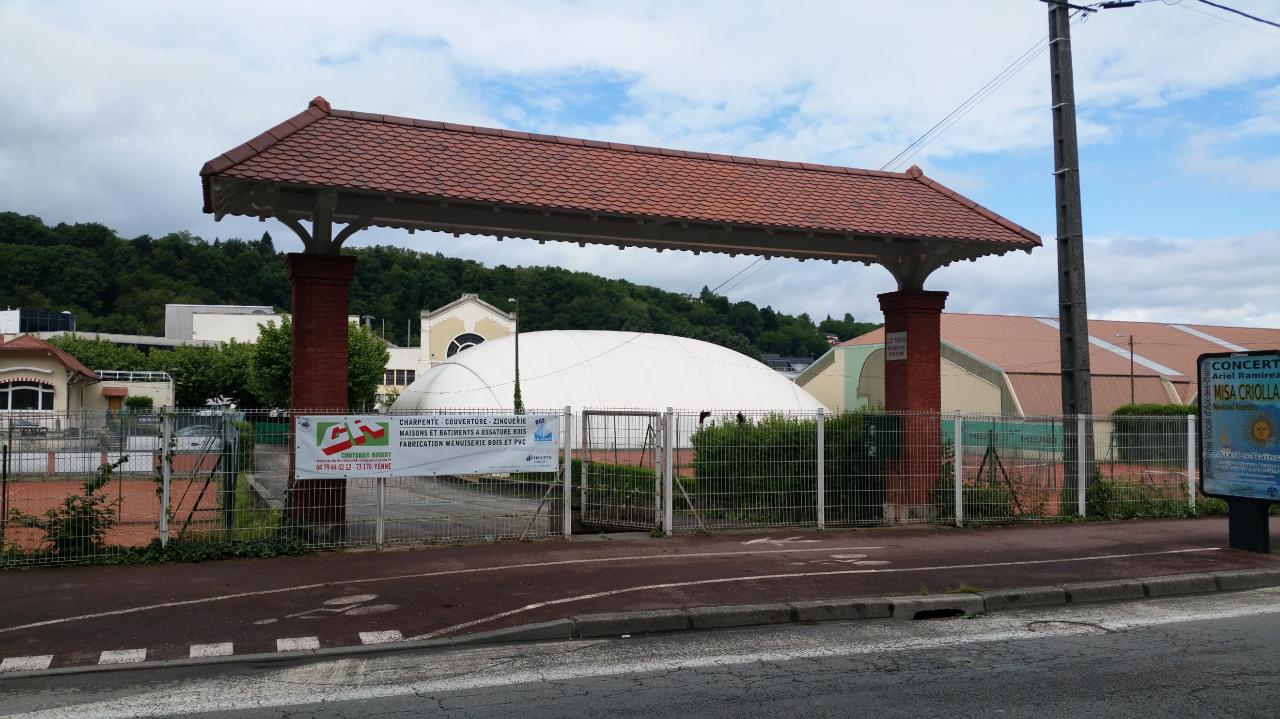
932, 231, 1280, 328
1178, 84, 1280, 190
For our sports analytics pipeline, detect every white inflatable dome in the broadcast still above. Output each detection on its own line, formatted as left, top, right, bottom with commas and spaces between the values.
392, 330, 824, 413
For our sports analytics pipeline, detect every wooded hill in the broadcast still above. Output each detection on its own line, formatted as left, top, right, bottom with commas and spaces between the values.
0, 212, 878, 358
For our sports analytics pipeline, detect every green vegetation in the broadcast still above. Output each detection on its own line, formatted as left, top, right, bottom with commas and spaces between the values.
689, 412, 888, 524
1085, 476, 1194, 519
1, 212, 878, 364
123, 395, 154, 411
46, 320, 388, 409
9, 457, 127, 559
1109, 403, 1197, 466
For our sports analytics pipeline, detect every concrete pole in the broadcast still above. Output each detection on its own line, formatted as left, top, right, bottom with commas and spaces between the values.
1048, 2, 1095, 492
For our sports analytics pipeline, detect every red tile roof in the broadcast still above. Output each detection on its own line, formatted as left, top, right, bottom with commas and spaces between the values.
202, 97, 1040, 247
0, 334, 99, 380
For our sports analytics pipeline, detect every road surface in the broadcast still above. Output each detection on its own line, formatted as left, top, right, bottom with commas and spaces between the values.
2, 587, 1277, 717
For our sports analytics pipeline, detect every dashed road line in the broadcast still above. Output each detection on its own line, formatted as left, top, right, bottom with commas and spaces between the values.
276, 636, 320, 652
2, 629, 411, 671
359, 630, 403, 645
189, 642, 234, 658
0, 655, 53, 672
98, 649, 146, 665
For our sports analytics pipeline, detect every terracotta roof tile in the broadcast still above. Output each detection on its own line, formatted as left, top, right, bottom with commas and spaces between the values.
0, 334, 99, 380
201, 97, 1041, 245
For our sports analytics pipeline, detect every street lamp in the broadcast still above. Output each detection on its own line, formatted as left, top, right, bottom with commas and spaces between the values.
1115, 333, 1134, 405
508, 298, 523, 414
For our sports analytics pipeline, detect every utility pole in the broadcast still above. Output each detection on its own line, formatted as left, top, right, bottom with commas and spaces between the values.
1126, 334, 1134, 405
509, 298, 523, 414
1047, 0, 1096, 493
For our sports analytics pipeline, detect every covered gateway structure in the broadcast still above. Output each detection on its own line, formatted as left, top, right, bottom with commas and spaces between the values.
201, 97, 1040, 524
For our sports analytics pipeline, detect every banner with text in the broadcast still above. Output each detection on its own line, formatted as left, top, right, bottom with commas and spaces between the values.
1199, 350, 1280, 502
294, 414, 560, 479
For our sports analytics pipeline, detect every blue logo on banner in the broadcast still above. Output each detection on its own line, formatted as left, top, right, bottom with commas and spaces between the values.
534, 423, 553, 442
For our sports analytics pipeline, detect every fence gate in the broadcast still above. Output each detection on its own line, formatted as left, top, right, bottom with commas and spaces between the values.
580, 410, 665, 531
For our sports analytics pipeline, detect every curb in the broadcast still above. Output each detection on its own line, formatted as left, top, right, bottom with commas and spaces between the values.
5, 567, 1279, 680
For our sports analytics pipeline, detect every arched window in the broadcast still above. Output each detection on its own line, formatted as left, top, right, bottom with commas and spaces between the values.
446, 332, 486, 358
0, 381, 55, 411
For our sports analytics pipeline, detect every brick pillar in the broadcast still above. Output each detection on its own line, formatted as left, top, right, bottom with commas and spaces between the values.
286, 252, 356, 531
877, 290, 947, 523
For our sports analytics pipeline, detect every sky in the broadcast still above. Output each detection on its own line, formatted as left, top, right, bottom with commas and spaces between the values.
1, 0, 1278, 328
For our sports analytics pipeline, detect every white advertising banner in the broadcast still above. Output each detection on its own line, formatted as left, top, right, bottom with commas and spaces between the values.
294, 414, 560, 479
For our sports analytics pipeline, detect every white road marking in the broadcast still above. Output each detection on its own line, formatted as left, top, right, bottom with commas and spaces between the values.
0, 545, 883, 636
98, 649, 146, 665
359, 630, 403, 645
407, 548, 1222, 640
743, 537, 822, 546
324, 594, 378, 606
344, 603, 399, 616
189, 642, 233, 658
0, 655, 53, 672
276, 636, 320, 652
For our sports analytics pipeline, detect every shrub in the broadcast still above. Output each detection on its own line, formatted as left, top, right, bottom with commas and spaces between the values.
10, 457, 127, 558
124, 395, 155, 411
689, 412, 889, 524
1110, 404, 1195, 466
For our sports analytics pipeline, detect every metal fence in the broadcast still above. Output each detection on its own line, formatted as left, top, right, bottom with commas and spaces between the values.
580, 409, 1206, 534
1, 407, 1207, 566
1, 408, 568, 566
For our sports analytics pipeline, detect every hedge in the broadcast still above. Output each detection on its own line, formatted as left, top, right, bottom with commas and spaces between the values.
689, 412, 895, 524
1109, 403, 1195, 466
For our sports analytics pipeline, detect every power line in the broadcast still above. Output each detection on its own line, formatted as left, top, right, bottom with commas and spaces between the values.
881, 10, 1089, 172
1174, 0, 1280, 37
719, 258, 770, 296
709, 256, 763, 295
1194, 0, 1280, 29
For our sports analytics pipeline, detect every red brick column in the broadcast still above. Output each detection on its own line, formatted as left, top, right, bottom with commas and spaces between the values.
286, 252, 356, 531
877, 290, 947, 523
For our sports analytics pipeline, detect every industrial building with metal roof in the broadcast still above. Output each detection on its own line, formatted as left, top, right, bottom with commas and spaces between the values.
797, 314, 1280, 417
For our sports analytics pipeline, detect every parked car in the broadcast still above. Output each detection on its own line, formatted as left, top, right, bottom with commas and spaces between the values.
175, 424, 223, 451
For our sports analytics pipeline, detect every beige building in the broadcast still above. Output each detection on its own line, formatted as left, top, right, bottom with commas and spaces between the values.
420, 294, 516, 367
797, 341, 1013, 416
0, 334, 175, 421
376, 294, 517, 403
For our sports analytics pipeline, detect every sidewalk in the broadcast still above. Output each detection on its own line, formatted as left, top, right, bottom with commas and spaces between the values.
1, 518, 1276, 674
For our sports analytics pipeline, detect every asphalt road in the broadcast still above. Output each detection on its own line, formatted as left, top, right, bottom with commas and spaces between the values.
2, 518, 1276, 672
3, 587, 1278, 718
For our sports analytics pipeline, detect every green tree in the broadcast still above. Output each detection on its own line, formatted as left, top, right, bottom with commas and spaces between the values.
4, 212, 854, 368
249, 317, 390, 409
347, 322, 391, 408
249, 318, 292, 408
48, 335, 148, 371
818, 313, 880, 343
